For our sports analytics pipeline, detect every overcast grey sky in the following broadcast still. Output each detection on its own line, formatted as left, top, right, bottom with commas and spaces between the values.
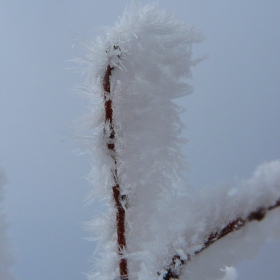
1, 1, 280, 279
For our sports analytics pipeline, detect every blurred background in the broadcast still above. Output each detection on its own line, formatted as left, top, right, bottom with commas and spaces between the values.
1, 1, 280, 279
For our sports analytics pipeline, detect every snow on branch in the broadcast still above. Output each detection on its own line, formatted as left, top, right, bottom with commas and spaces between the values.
162, 199, 280, 280
80, 3, 203, 280
77, 2, 280, 280
159, 160, 280, 280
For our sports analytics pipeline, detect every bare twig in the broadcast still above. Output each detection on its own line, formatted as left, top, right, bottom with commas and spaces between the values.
161, 198, 280, 280
103, 65, 128, 280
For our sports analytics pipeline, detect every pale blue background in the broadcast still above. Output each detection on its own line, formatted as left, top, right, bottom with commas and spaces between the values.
1, 1, 280, 279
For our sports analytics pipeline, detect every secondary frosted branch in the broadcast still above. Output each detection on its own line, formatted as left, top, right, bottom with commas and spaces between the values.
160, 198, 280, 280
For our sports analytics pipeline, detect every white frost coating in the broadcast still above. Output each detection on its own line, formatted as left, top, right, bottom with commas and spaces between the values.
80, 1, 203, 202
0, 167, 16, 280
81, 2, 203, 280
174, 160, 280, 280
79, 2, 280, 280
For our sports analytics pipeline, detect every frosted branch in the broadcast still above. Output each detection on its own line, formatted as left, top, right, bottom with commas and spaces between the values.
160, 198, 280, 280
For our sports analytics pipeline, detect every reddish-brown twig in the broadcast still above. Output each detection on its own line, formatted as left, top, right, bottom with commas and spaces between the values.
103, 65, 128, 280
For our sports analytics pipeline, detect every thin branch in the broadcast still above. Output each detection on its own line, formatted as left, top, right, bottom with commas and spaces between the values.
160, 198, 280, 280
103, 64, 129, 280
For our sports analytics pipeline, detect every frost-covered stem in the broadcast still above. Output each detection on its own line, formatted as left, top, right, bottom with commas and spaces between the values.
161, 198, 280, 280
103, 65, 128, 280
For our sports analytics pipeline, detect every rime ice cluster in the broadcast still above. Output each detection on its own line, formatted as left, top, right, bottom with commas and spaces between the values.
79, 2, 280, 280
81, 2, 203, 201
176, 160, 280, 280
81, 3, 203, 279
